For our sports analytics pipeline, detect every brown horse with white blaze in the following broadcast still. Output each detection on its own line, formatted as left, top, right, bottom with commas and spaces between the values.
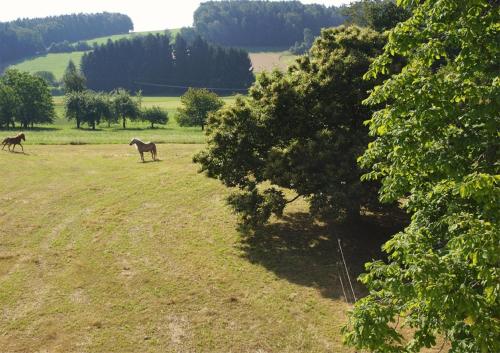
2, 133, 26, 152
129, 138, 157, 162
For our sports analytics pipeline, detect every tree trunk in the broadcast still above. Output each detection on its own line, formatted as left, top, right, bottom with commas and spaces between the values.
151, 122, 154, 129
77, 119, 80, 129
123, 117, 126, 129
201, 123, 204, 131
31, 122, 34, 129
92, 121, 96, 130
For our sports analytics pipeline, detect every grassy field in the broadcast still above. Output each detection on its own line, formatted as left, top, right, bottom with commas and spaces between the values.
0, 144, 361, 352
1, 96, 236, 145
10, 51, 87, 80
83, 29, 179, 46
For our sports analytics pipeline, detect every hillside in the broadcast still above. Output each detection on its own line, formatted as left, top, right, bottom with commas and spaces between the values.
8, 30, 176, 80
8, 30, 297, 81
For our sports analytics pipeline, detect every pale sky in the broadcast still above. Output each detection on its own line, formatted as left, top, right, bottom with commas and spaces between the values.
0, 0, 353, 32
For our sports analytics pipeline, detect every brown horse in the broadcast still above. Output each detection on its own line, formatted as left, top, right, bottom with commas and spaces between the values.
2, 133, 26, 152
129, 138, 157, 162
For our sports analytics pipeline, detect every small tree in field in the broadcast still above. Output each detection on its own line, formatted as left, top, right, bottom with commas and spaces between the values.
141, 106, 168, 128
177, 88, 224, 130
65, 91, 112, 130
111, 88, 141, 129
62, 60, 86, 93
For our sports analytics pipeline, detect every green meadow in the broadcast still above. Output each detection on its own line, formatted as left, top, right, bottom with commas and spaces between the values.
6, 96, 237, 145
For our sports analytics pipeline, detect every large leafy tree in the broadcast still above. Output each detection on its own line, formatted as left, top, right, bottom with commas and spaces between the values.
177, 88, 224, 131
1, 69, 54, 128
343, 1, 499, 352
194, 26, 387, 226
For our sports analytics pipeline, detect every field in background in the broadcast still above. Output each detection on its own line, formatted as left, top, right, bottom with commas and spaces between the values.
83, 29, 176, 46
10, 51, 87, 80
0, 144, 356, 352
8, 30, 298, 80
1, 96, 236, 145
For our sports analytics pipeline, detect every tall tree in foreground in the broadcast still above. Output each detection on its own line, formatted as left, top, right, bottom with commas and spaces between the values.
194, 26, 387, 226
177, 88, 224, 131
343, 1, 499, 352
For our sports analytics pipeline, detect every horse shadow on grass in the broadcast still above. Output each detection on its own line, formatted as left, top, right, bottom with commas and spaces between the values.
237, 212, 407, 301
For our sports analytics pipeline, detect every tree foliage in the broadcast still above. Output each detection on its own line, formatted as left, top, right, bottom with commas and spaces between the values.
0, 82, 19, 128
110, 88, 141, 129
81, 33, 254, 95
64, 90, 111, 130
343, 1, 499, 352
177, 88, 224, 131
62, 60, 86, 93
194, 26, 387, 227
1, 69, 54, 128
193, 1, 345, 47
343, 0, 411, 32
141, 106, 168, 128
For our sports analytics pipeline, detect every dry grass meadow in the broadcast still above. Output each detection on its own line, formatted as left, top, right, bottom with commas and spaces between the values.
1, 144, 368, 353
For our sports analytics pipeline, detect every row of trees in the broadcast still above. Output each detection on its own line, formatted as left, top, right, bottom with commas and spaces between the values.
195, 1, 498, 352
0, 12, 132, 66
0, 69, 54, 128
193, 1, 345, 47
64, 88, 161, 130
81, 33, 254, 95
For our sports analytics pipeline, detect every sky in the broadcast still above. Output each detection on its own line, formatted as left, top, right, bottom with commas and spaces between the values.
0, 0, 353, 32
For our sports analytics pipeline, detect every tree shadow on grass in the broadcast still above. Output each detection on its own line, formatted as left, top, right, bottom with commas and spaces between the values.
237, 212, 407, 300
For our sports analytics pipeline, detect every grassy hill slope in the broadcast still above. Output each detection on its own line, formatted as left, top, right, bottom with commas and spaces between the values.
8, 29, 297, 80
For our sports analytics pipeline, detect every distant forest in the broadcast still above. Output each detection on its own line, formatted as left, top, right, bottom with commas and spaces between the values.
0, 13, 133, 66
81, 33, 254, 95
193, 1, 345, 47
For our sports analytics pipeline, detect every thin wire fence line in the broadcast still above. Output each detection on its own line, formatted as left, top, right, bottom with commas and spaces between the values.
338, 238, 358, 303
133, 81, 250, 92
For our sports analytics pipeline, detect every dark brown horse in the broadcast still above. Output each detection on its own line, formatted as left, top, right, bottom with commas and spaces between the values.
129, 138, 157, 162
2, 133, 25, 152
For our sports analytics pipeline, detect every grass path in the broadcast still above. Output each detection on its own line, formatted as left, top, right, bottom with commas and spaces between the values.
0, 145, 354, 352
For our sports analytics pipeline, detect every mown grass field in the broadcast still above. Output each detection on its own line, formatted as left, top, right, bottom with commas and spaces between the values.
0, 144, 361, 352
2, 96, 237, 145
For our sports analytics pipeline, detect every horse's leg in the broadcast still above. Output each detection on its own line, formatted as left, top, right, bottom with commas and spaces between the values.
20, 143, 24, 152
140, 151, 144, 162
11, 144, 15, 152
1, 143, 5, 150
